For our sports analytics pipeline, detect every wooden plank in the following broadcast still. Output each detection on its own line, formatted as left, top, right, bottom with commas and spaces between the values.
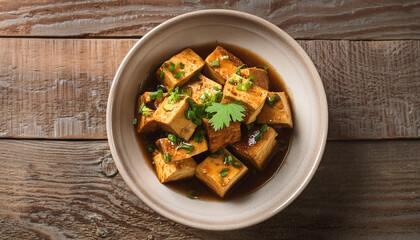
0, 38, 419, 139
0, 0, 419, 39
0, 139, 418, 239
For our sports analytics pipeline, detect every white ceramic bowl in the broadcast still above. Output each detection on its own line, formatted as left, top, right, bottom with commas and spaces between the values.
107, 9, 328, 230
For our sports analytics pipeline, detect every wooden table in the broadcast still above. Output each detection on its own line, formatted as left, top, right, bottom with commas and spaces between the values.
1, 1, 419, 239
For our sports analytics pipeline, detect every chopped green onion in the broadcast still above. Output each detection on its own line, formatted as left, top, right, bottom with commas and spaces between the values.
254, 124, 269, 142
138, 103, 151, 116
192, 118, 202, 125
236, 64, 246, 75
168, 134, 178, 143
176, 143, 194, 154
187, 190, 199, 199
232, 160, 242, 168
164, 153, 171, 162
173, 71, 184, 79
163, 104, 173, 112
221, 55, 229, 60
224, 155, 233, 165
133, 118, 138, 125
160, 70, 164, 79
236, 76, 254, 91
157, 85, 166, 91
149, 89, 163, 100
210, 149, 223, 158
146, 144, 155, 153
185, 109, 196, 120
210, 61, 220, 67
168, 61, 175, 71
193, 127, 206, 143
212, 86, 220, 91
266, 94, 280, 106
228, 78, 234, 83
220, 168, 230, 185
257, 65, 269, 71
181, 88, 192, 96
175, 62, 185, 69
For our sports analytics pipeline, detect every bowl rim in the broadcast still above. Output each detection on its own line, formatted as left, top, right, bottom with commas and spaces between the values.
107, 9, 328, 230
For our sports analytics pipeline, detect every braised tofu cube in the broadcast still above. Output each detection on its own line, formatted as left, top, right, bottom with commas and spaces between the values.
221, 77, 268, 124
155, 137, 208, 161
204, 46, 244, 85
231, 125, 278, 171
182, 74, 222, 104
240, 67, 269, 90
202, 118, 241, 153
154, 97, 197, 140
195, 149, 248, 197
156, 48, 205, 89
153, 151, 197, 183
257, 92, 293, 128
136, 92, 164, 133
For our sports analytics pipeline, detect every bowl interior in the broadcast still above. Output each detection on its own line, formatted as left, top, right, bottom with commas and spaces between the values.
107, 10, 327, 230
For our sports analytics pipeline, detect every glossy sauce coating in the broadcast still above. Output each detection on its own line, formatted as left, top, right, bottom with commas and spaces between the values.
135, 43, 293, 201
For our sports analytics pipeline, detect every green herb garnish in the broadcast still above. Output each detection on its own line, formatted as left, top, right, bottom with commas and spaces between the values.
205, 102, 246, 131
163, 61, 175, 71
220, 168, 230, 185
187, 190, 199, 199
167, 133, 178, 143
266, 94, 280, 106
224, 155, 233, 165
210, 149, 224, 158
210, 61, 220, 67
192, 127, 206, 143
181, 88, 192, 96
150, 89, 164, 100
146, 144, 156, 153
164, 153, 171, 162
236, 64, 246, 75
257, 65, 268, 71
236, 75, 254, 91
254, 124, 268, 142
173, 71, 184, 79
176, 143, 194, 154
221, 55, 229, 60
160, 70, 164, 79
175, 62, 185, 69
231, 160, 242, 168
138, 103, 151, 116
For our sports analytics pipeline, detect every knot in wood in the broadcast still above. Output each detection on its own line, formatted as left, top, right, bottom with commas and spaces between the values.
100, 153, 118, 177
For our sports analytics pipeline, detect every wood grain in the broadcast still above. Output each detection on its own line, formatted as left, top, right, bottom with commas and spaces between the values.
1, 38, 419, 139
0, 0, 419, 39
0, 139, 418, 239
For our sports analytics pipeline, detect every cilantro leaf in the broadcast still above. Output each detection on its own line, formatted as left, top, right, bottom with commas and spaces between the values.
205, 102, 245, 131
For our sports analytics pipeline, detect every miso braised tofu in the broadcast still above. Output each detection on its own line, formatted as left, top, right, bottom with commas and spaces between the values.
157, 48, 205, 89
154, 97, 197, 140
195, 149, 248, 198
182, 74, 222, 104
155, 137, 208, 161
202, 118, 241, 153
222, 74, 268, 124
257, 92, 293, 128
153, 151, 197, 183
231, 125, 278, 171
204, 46, 244, 84
136, 92, 164, 133
240, 67, 269, 90
136, 44, 293, 199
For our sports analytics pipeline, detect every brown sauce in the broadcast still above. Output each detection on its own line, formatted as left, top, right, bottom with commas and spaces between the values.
135, 43, 293, 201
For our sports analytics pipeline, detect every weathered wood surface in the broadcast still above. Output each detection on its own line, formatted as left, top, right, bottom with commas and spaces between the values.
0, 139, 418, 239
0, 0, 419, 39
1, 38, 419, 139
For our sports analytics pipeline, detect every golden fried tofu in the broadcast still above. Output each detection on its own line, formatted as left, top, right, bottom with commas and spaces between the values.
202, 118, 241, 153
257, 92, 293, 128
153, 151, 197, 183
155, 137, 208, 161
156, 48, 205, 89
136, 92, 163, 133
240, 67, 269, 90
203, 46, 244, 85
182, 74, 222, 104
221, 78, 268, 124
153, 97, 197, 140
195, 149, 248, 197
231, 125, 278, 171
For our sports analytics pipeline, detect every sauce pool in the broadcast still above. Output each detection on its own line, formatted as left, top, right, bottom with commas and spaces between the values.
135, 42, 293, 201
